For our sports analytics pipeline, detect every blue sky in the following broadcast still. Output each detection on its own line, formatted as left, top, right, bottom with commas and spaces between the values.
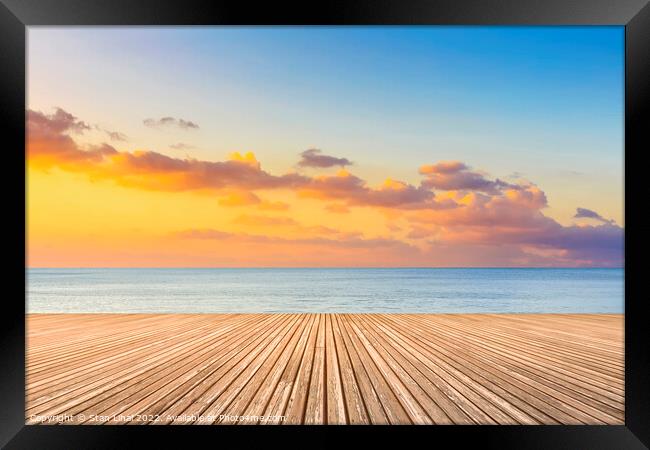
28, 26, 624, 225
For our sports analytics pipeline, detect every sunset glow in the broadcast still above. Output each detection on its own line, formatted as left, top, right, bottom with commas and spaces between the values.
27, 27, 623, 267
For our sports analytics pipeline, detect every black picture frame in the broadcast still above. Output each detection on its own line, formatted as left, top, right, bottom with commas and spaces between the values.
2, 0, 648, 448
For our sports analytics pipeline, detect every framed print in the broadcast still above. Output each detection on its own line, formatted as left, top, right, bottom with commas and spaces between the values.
1, 0, 649, 448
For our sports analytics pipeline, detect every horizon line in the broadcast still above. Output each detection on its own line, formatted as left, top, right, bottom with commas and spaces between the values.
25, 266, 625, 270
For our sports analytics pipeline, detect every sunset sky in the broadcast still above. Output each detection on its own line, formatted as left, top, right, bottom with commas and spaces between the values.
27, 27, 624, 267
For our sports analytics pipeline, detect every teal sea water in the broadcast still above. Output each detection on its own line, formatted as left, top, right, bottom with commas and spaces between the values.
26, 268, 624, 314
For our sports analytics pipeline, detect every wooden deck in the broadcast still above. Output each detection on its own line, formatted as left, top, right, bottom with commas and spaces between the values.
26, 314, 624, 425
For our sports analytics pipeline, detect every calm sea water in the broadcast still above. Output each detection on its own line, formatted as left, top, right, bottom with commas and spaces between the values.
26, 268, 624, 314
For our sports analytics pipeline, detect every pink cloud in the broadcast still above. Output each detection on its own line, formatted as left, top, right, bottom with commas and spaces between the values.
420, 160, 520, 194
28, 108, 624, 267
301, 170, 450, 210
28, 108, 310, 192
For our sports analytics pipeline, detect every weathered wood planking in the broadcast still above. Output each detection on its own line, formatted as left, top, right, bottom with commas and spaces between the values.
26, 314, 624, 425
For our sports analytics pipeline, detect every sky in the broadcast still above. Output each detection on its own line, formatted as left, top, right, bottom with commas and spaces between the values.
26, 26, 624, 267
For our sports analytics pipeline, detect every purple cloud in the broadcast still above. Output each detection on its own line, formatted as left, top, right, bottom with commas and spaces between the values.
143, 116, 199, 130
574, 207, 615, 224
298, 149, 352, 168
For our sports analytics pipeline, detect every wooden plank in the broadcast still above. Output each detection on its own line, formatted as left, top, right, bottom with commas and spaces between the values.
80, 314, 277, 424
27, 316, 232, 416
283, 314, 319, 424
409, 315, 623, 422
325, 314, 347, 424
166, 314, 298, 424
215, 314, 310, 424
348, 315, 453, 424
375, 314, 569, 424
25, 314, 624, 425
338, 315, 412, 424
330, 314, 368, 424
252, 314, 317, 424
304, 313, 327, 424
333, 314, 389, 424
387, 315, 621, 424
29, 316, 256, 422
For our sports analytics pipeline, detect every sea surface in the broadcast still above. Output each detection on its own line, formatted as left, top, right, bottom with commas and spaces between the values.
26, 268, 624, 314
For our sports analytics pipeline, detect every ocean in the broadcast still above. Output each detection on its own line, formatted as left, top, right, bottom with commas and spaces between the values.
26, 268, 624, 314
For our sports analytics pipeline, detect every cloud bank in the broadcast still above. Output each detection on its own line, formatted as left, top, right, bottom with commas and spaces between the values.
27, 108, 623, 267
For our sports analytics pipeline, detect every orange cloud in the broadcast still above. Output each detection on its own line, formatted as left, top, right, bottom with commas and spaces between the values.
325, 204, 350, 214
231, 214, 358, 240
228, 151, 260, 168
28, 109, 308, 193
28, 109, 447, 210
218, 191, 261, 207
175, 228, 414, 250
419, 160, 467, 174
300, 169, 446, 210
257, 200, 290, 211
27, 108, 624, 267
233, 214, 298, 227
405, 184, 621, 266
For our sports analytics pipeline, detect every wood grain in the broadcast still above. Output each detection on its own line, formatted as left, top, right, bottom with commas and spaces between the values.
26, 314, 624, 425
